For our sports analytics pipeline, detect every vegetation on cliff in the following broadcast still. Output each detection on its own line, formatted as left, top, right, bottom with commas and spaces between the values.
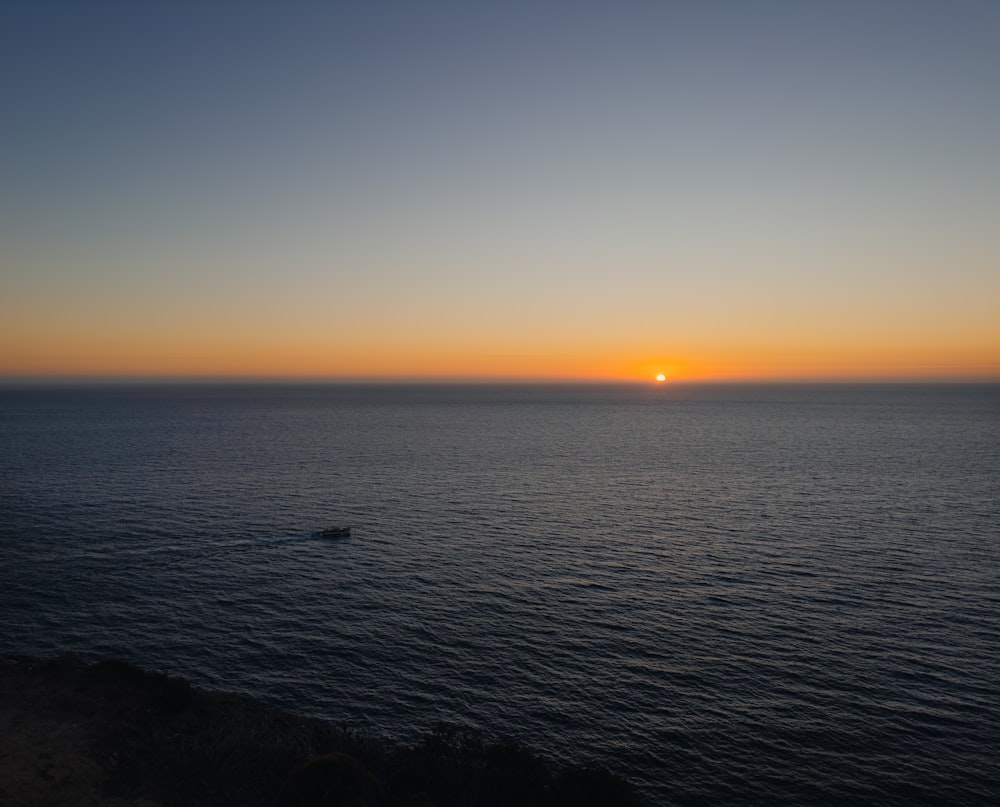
0, 655, 641, 806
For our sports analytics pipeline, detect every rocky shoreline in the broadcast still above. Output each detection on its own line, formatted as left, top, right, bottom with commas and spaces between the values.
0, 655, 641, 806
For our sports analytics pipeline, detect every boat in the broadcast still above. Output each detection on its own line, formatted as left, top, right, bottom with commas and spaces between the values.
317, 526, 351, 538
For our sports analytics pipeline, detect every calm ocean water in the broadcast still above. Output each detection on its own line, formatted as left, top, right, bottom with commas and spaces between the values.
1, 382, 998, 804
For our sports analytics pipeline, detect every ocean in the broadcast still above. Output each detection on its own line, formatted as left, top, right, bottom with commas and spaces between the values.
1, 382, 998, 804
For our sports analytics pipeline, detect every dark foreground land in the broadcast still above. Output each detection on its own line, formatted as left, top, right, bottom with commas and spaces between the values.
0, 655, 641, 807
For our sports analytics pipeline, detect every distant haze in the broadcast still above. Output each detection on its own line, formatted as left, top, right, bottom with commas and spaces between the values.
2, 1, 998, 381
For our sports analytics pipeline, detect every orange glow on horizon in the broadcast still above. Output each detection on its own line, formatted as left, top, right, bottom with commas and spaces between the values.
2, 337, 998, 382
2, 303, 998, 382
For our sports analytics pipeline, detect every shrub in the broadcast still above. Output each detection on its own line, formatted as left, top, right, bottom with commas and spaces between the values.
291, 752, 379, 807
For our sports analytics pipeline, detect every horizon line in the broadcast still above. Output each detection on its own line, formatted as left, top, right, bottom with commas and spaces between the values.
1, 374, 998, 387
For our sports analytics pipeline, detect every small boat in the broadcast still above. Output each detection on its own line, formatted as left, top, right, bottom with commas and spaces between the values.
317, 526, 351, 538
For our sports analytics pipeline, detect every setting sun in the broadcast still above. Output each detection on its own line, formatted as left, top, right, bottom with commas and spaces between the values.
655, 374, 667, 382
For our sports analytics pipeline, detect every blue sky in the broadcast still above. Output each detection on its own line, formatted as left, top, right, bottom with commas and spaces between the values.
2, 1, 998, 379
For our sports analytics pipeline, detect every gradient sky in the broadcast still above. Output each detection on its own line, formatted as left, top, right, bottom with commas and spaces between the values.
2, 0, 998, 381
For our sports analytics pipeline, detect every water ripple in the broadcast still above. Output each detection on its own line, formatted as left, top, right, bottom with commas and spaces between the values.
2, 383, 999, 804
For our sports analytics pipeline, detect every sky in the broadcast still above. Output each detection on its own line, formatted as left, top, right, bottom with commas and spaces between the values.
2, 0, 998, 382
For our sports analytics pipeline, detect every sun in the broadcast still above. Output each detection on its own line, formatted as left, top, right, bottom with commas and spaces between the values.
655, 374, 667, 382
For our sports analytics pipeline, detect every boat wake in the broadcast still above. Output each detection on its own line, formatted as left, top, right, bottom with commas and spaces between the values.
201, 533, 318, 558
